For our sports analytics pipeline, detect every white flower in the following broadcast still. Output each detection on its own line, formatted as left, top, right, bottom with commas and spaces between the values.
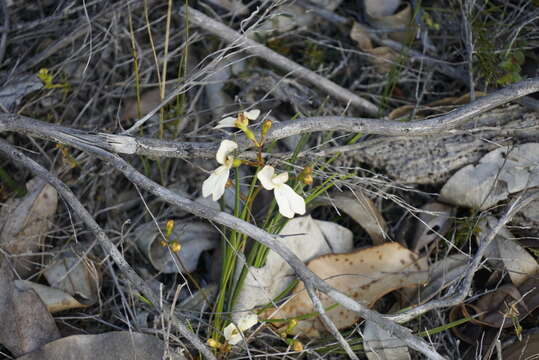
202, 140, 238, 201
223, 313, 258, 345
214, 109, 261, 129
257, 165, 306, 219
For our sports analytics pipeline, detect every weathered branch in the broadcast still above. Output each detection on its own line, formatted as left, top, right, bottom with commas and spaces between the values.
1, 77, 537, 162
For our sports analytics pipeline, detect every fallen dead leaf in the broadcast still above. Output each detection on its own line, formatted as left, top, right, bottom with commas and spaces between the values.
262, 243, 428, 337
135, 221, 219, 274
0, 179, 58, 277
388, 92, 487, 120
440, 143, 539, 210
232, 216, 353, 322
15, 280, 88, 313
15, 331, 186, 360
480, 217, 538, 286
0, 259, 60, 357
312, 191, 388, 244
43, 246, 101, 305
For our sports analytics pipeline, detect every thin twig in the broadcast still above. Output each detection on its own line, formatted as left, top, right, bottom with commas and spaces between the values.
178, 5, 379, 116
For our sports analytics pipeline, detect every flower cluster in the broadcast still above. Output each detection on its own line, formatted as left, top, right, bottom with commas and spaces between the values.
202, 110, 307, 219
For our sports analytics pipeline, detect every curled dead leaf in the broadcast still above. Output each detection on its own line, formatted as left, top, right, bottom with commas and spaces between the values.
135, 221, 219, 274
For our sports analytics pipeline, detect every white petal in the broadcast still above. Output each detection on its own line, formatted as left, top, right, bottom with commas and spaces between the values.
272, 171, 289, 185
223, 323, 242, 345
216, 140, 238, 164
244, 109, 260, 120
274, 184, 306, 218
238, 313, 258, 331
202, 166, 230, 201
257, 165, 276, 190
214, 116, 237, 129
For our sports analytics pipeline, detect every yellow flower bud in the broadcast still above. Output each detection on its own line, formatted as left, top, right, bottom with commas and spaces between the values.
232, 158, 243, 168
286, 319, 298, 332
160, 240, 168, 247
207, 338, 221, 348
299, 166, 314, 185
293, 339, 304, 352
165, 219, 174, 238
170, 241, 182, 252
261, 119, 272, 137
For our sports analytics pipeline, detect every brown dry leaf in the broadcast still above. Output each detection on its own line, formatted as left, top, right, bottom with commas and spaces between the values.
15, 280, 87, 313
350, 22, 398, 73
232, 216, 353, 322
411, 202, 454, 253
16, 331, 186, 360
313, 191, 388, 244
368, 3, 416, 44
43, 246, 101, 305
474, 274, 539, 328
0, 180, 58, 277
262, 243, 428, 337
350, 3, 415, 72
0, 260, 60, 357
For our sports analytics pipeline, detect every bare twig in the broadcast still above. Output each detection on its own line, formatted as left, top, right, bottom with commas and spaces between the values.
305, 284, 359, 360
0, 139, 218, 360
178, 5, 380, 116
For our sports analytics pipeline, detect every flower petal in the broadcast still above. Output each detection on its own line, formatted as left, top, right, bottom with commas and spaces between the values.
244, 109, 260, 120
272, 171, 289, 185
238, 313, 258, 331
216, 140, 238, 164
214, 116, 237, 129
202, 166, 230, 201
274, 184, 306, 218
223, 323, 242, 345
257, 165, 276, 190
